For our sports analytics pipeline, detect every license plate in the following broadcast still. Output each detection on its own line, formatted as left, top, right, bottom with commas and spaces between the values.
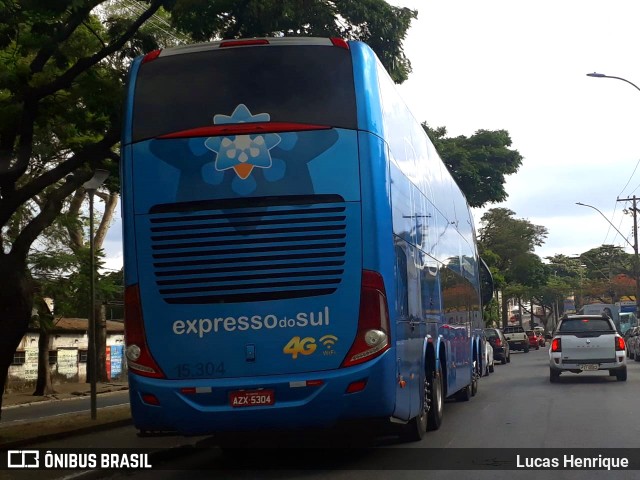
229, 389, 275, 408
579, 364, 599, 371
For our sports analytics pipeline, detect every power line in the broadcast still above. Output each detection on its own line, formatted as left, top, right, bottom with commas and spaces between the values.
618, 157, 640, 197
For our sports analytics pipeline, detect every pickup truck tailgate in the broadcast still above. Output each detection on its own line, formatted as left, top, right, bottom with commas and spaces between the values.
561, 332, 615, 362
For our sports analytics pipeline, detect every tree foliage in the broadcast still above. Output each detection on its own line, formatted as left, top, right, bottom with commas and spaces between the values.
169, 0, 417, 83
478, 208, 547, 269
423, 125, 523, 207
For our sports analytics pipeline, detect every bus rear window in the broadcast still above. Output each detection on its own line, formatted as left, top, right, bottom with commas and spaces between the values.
132, 45, 357, 142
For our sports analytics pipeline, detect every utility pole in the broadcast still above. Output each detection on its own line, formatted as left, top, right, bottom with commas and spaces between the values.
617, 196, 640, 315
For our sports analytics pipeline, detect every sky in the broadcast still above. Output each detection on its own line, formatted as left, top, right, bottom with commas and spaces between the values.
101, 0, 640, 270
389, 0, 640, 261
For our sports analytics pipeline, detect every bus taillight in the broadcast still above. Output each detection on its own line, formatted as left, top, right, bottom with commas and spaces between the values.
124, 284, 165, 378
330, 38, 349, 49
220, 39, 270, 48
141, 49, 161, 64
341, 270, 390, 368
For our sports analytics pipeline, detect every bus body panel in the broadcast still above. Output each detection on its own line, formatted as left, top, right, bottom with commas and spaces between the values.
362, 43, 482, 402
351, 41, 384, 139
129, 349, 396, 435
128, 129, 361, 213
357, 132, 416, 420
126, 129, 363, 378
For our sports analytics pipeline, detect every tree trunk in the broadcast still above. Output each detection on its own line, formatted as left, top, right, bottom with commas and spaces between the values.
94, 192, 118, 250
33, 323, 55, 396
97, 303, 108, 382
0, 255, 33, 418
518, 298, 524, 328
501, 290, 509, 328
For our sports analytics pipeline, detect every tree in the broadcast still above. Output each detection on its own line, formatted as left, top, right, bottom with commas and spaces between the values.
579, 245, 631, 281
478, 208, 548, 326
423, 125, 523, 207
169, 0, 417, 83
0, 1, 415, 414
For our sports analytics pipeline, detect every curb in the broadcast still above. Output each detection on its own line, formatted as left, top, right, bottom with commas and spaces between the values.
0, 418, 133, 450
2, 388, 129, 410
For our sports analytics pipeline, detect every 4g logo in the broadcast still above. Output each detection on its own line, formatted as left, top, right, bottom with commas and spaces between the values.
283, 336, 317, 359
283, 335, 339, 359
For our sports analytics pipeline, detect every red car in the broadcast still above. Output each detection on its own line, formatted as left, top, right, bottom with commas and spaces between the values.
526, 330, 540, 350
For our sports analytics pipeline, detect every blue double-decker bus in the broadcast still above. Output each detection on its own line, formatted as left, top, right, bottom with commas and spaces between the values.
121, 37, 492, 441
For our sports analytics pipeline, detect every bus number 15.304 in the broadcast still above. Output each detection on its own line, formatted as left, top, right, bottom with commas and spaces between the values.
175, 362, 225, 378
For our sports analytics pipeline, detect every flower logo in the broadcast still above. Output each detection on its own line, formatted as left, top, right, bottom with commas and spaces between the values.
204, 104, 281, 180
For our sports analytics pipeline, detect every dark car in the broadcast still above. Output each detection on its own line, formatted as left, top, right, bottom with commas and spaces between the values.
485, 328, 511, 364
625, 326, 640, 360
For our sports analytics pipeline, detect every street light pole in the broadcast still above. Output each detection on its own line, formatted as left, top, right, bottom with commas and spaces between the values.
83, 169, 109, 420
575, 201, 640, 316
586, 72, 640, 94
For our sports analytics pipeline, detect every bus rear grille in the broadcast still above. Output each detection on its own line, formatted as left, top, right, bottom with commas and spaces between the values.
148, 195, 347, 304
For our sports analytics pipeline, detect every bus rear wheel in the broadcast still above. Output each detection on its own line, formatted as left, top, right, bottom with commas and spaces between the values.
426, 360, 444, 431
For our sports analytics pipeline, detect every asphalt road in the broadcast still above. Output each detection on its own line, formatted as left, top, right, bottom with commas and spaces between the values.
6, 348, 640, 480
0, 390, 131, 426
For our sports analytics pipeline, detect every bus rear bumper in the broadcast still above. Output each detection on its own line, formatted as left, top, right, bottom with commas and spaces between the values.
128, 353, 396, 435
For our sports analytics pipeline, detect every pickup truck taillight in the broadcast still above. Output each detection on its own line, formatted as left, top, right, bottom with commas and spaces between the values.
615, 336, 625, 351
551, 338, 561, 352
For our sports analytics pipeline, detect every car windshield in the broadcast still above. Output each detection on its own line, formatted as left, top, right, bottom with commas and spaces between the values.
485, 329, 498, 338
559, 318, 613, 332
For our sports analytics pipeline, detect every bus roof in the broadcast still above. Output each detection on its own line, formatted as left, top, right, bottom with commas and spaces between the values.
155, 37, 347, 58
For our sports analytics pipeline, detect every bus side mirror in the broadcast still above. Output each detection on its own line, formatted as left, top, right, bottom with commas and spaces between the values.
479, 257, 494, 307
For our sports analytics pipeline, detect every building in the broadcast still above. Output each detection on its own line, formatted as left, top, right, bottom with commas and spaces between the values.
6, 318, 126, 393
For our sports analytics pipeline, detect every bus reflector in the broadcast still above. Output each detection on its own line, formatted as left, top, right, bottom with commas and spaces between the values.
125, 284, 165, 378
220, 39, 270, 48
330, 38, 349, 49
141, 393, 160, 406
341, 270, 390, 368
141, 49, 161, 64
346, 379, 367, 394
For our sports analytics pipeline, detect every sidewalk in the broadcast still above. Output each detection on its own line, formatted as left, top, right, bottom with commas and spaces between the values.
2, 381, 129, 409
1, 382, 131, 448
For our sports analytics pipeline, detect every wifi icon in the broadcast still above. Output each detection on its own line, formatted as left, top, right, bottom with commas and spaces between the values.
319, 335, 338, 349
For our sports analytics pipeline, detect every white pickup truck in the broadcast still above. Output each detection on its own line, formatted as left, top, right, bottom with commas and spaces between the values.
502, 325, 529, 353
549, 314, 627, 382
